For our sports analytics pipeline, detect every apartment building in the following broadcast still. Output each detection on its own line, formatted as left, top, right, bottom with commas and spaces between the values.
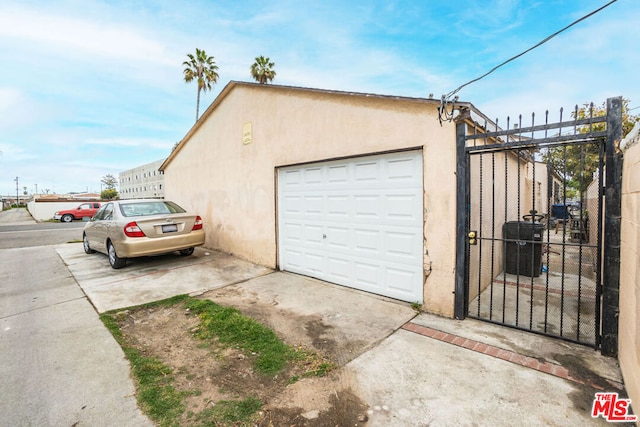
119, 159, 165, 199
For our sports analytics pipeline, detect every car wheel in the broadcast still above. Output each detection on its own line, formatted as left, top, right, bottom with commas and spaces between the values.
83, 234, 96, 254
61, 214, 73, 223
179, 247, 195, 256
108, 242, 126, 269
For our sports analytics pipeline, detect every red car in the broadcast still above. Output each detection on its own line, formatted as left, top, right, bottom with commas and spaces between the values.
54, 202, 102, 222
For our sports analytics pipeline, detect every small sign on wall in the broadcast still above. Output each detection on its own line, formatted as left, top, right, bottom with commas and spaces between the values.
242, 122, 253, 145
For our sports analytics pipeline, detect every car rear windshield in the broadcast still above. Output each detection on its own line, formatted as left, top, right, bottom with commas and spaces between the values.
119, 201, 187, 217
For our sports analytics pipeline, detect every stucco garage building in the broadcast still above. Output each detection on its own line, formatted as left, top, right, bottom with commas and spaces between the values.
161, 81, 480, 317
160, 86, 638, 401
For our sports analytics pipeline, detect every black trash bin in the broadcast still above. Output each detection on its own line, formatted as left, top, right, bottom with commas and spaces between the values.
503, 221, 545, 277
552, 204, 570, 220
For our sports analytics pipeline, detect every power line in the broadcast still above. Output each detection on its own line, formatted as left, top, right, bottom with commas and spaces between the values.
438, 0, 619, 124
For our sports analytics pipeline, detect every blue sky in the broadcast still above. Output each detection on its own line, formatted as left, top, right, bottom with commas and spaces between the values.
0, 0, 638, 196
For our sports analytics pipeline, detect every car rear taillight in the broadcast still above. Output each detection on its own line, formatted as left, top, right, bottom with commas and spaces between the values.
124, 222, 146, 237
192, 216, 203, 231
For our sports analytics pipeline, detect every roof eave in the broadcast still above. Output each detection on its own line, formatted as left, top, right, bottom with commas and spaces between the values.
160, 81, 469, 171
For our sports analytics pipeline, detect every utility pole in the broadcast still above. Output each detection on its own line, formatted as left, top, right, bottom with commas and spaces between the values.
14, 176, 19, 206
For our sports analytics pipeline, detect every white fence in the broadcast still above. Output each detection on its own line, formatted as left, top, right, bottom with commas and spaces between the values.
27, 199, 101, 221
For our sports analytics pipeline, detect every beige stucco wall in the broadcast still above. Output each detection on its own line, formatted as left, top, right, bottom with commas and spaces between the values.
467, 148, 534, 300
619, 126, 640, 413
585, 172, 601, 266
528, 162, 557, 217
163, 83, 458, 316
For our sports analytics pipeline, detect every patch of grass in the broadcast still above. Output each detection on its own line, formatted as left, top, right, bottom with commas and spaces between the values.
133, 294, 191, 311
288, 375, 300, 384
195, 397, 262, 426
184, 298, 295, 375
100, 312, 124, 342
290, 346, 336, 379
100, 312, 186, 427
100, 294, 333, 426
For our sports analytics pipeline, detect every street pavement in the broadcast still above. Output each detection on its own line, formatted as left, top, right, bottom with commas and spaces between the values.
1, 208, 635, 426
0, 209, 152, 426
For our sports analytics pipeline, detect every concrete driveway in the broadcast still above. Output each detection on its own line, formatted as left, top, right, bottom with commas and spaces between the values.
56, 243, 630, 426
56, 244, 272, 312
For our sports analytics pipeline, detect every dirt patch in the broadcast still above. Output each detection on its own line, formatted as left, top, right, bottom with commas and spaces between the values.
116, 302, 370, 426
204, 285, 373, 366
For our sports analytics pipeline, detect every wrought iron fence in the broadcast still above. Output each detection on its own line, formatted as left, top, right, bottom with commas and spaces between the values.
454, 99, 622, 350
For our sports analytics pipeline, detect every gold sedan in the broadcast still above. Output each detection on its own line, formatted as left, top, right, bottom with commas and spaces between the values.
82, 199, 205, 269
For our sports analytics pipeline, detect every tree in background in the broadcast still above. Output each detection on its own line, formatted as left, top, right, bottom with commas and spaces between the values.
101, 189, 118, 200
250, 56, 276, 84
183, 48, 219, 122
101, 174, 118, 200
545, 99, 639, 197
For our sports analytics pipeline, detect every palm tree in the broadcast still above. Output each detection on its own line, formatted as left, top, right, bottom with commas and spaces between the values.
250, 56, 276, 84
183, 48, 219, 122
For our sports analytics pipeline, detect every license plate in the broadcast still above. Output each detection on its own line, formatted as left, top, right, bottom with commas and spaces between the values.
162, 224, 178, 233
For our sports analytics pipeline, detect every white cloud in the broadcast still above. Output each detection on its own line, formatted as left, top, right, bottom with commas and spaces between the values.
0, 5, 174, 66
0, 142, 33, 162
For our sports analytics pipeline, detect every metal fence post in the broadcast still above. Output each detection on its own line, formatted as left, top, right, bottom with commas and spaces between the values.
454, 121, 469, 319
601, 96, 623, 356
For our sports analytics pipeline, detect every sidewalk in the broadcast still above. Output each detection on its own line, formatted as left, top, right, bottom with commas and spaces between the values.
350, 313, 627, 426
0, 245, 153, 426
0, 207, 37, 225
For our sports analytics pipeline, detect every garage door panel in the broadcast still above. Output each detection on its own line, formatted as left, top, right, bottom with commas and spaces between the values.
386, 194, 422, 221
354, 261, 382, 288
282, 248, 304, 269
327, 194, 350, 217
386, 157, 421, 182
387, 267, 422, 295
327, 257, 351, 281
354, 161, 381, 183
303, 195, 324, 215
282, 222, 303, 243
303, 167, 323, 184
278, 150, 423, 303
326, 226, 350, 249
282, 195, 303, 214
303, 224, 324, 245
328, 164, 348, 183
282, 169, 303, 186
354, 228, 381, 254
354, 195, 381, 218
386, 231, 420, 260
303, 252, 325, 274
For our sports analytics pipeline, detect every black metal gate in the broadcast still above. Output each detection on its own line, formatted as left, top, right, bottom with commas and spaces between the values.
454, 97, 623, 352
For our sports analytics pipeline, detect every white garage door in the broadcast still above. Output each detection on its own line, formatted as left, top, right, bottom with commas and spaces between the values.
277, 150, 424, 303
